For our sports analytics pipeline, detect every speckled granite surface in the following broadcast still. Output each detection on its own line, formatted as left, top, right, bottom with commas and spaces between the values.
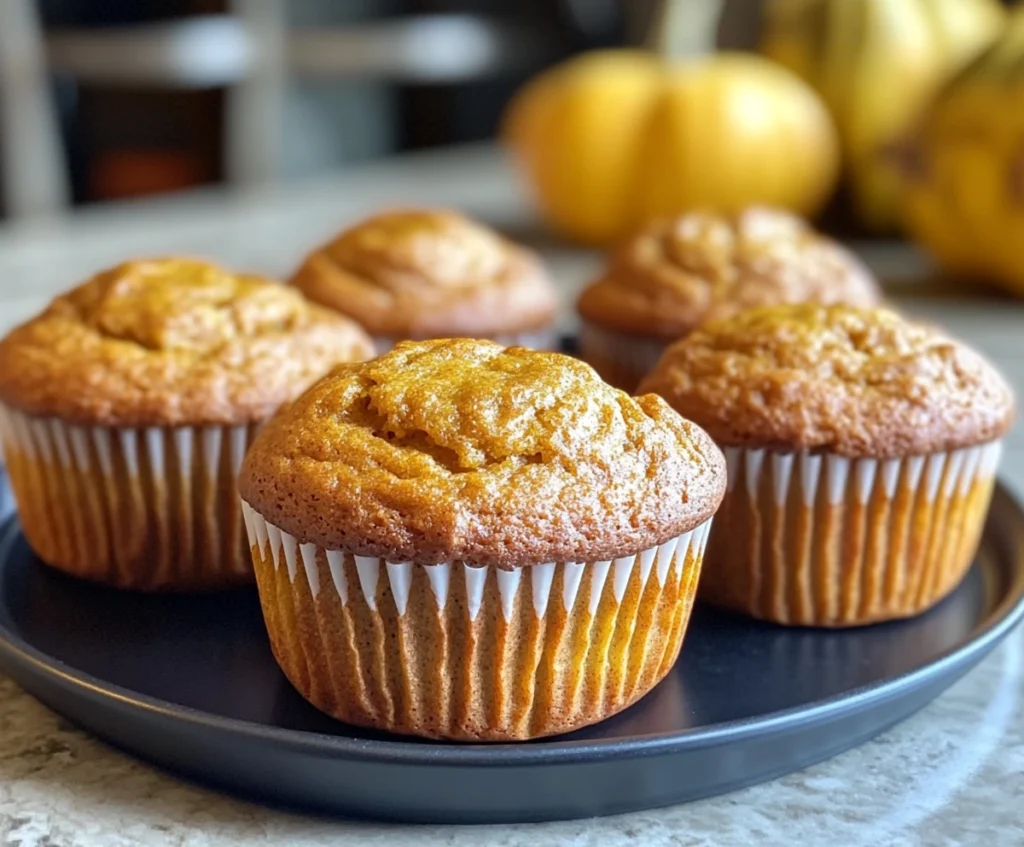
1, 146, 1023, 846
0, 632, 1020, 847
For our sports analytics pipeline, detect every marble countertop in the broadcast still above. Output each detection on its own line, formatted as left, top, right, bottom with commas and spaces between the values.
1, 145, 1023, 847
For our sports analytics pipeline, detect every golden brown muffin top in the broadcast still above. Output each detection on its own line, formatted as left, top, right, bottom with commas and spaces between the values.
290, 208, 558, 339
239, 338, 725, 567
639, 304, 1015, 458
0, 258, 375, 427
577, 207, 881, 340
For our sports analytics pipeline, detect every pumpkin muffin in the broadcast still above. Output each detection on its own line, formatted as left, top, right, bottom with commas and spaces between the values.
238, 338, 725, 740
639, 304, 1014, 627
577, 207, 880, 390
289, 208, 559, 351
0, 258, 374, 590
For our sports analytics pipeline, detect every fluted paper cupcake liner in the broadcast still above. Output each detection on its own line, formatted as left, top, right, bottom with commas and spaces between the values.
578, 321, 671, 391
0, 404, 257, 590
701, 441, 1003, 627
373, 328, 558, 356
242, 501, 712, 740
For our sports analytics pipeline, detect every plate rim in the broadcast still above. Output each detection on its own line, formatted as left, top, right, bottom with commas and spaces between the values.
1, 483, 1023, 768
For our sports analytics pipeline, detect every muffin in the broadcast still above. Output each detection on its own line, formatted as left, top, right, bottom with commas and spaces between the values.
0, 258, 374, 590
639, 304, 1014, 627
577, 207, 881, 390
238, 338, 725, 740
290, 208, 559, 351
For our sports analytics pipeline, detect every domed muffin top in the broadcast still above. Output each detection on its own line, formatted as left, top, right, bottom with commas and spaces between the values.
239, 338, 725, 567
289, 208, 558, 338
577, 207, 880, 340
0, 258, 374, 426
639, 304, 1015, 457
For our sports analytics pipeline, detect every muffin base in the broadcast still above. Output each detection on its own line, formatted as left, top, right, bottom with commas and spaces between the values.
702, 443, 1003, 627
242, 501, 712, 741
578, 322, 672, 391
0, 405, 257, 590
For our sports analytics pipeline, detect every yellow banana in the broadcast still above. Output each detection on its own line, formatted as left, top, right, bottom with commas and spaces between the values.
761, 0, 1003, 231
903, 8, 1024, 295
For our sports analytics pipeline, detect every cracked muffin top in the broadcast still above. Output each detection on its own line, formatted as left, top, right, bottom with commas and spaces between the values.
577, 207, 881, 340
0, 258, 375, 427
239, 338, 726, 567
289, 208, 558, 339
638, 304, 1015, 458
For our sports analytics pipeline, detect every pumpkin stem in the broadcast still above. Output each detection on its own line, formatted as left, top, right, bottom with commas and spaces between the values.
646, 0, 724, 59
1012, 147, 1024, 205
884, 138, 928, 184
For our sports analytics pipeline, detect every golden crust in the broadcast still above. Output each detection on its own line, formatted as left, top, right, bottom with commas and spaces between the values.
289, 208, 558, 338
239, 338, 726, 567
577, 207, 880, 340
0, 258, 375, 427
639, 304, 1015, 458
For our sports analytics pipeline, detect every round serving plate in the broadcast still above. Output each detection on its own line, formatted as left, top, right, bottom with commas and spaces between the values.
0, 464, 12, 525
0, 483, 1022, 824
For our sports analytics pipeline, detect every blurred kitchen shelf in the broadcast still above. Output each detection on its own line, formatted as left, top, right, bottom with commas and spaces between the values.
44, 14, 555, 86
1, 1, 563, 219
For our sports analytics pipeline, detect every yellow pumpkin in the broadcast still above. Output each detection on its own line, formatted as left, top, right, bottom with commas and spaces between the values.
761, 0, 1004, 232
503, 50, 839, 245
903, 8, 1024, 296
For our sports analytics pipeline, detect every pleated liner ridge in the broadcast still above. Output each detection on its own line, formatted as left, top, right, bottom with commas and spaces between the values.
578, 321, 670, 391
242, 501, 713, 741
0, 404, 258, 590
701, 442, 1003, 627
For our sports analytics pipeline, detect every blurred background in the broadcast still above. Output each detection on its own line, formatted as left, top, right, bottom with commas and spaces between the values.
3, 0, 1024, 295
0, 0, 1019, 236
2, 0, 617, 214
0, 0, 776, 216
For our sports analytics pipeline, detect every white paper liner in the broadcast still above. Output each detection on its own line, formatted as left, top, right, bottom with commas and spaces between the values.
373, 328, 558, 355
709, 440, 1003, 625
244, 499, 714, 738
242, 500, 713, 622
721, 442, 1002, 506
0, 404, 256, 589
578, 321, 671, 387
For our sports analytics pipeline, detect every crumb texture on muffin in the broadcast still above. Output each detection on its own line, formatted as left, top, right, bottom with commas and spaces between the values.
240, 338, 725, 566
0, 258, 374, 426
577, 207, 880, 339
639, 304, 1015, 457
290, 208, 557, 338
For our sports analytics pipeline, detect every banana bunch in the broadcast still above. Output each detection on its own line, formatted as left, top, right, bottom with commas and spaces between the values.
761, 0, 1003, 231
903, 8, 1024, 296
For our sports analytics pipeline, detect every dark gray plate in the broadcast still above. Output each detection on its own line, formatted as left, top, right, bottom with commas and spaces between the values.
0, 465, 12, 524
0, 485, 1022, 824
